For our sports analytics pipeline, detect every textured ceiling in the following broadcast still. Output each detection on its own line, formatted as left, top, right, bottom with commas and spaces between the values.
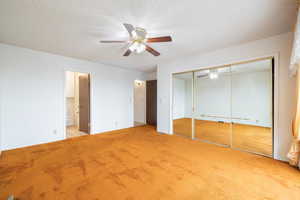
0, 0, 297, 72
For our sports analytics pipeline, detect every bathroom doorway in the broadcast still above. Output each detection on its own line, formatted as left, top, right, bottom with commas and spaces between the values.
65, 71, 91, 138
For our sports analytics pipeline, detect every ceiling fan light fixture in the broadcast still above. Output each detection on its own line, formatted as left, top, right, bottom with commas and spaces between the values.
101, 23, 172, 57
131, 30, 137, 39
136, 43, 146, 53
129, 41, 138, 51
209, 69, 219, 79
129, 41, 145, 54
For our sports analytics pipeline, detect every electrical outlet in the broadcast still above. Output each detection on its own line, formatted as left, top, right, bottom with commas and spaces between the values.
53, 129, 57, 135
115, 121, 118, 128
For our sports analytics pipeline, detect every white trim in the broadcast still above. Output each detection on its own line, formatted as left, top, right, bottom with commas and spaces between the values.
170, 53, 280, 160
169, 73, 174, 135
273, 53, 280, 160
191, 72, 195, 139
63, 69, 93, 139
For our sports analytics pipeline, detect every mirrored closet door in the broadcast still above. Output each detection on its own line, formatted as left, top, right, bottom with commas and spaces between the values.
231, 59, 273, 156
172, 58, 273, 157
193, 66, 232, 146
172, 72, 194, 138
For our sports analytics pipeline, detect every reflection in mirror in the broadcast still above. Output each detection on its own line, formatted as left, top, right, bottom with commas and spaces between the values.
231, 59, 273, 156
172, 58, 273, 157
172, 72, 193, 138
194, 67, 231, 146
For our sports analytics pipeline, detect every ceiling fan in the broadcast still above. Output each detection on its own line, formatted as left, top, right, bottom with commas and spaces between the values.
100, 23, 172, 57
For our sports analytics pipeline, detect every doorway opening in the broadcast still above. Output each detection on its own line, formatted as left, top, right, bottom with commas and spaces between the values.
65, 71, 91, 138
133, 80, 146, 127
133, 79, 157, 127
146, 80, 157, 126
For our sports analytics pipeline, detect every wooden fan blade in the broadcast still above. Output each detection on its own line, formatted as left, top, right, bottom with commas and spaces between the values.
146, 36, 172, 43
146, 45, 160, 56
123, 49, 131, 56
123, 23, 135, 37
100, 40, 127, 43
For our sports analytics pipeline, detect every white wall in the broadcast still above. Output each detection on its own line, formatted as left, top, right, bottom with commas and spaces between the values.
195, 75, 231, 122
190, 70, 272, 127
65, 71, 75, 98
0, 43, 146, 151
231, 71, 272, 127
134, 80, 146, 124
146, 71, 157, 80
157, 32, 295, 161
172, 78, 185, 119
184, 79, 193, 118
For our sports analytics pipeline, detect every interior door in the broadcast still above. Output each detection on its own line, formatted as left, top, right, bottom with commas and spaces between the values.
146, 80, 157, 126
79, 74, 90, 133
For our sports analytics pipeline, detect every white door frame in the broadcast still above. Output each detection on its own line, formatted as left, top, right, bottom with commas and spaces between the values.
170, 53, 280, 159
63, 69, 93, 139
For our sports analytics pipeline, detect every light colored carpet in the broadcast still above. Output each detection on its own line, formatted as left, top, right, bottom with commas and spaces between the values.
0, 126, 299, 200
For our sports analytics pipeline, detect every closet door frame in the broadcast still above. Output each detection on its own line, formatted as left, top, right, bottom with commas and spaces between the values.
170, 54, 279, 159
